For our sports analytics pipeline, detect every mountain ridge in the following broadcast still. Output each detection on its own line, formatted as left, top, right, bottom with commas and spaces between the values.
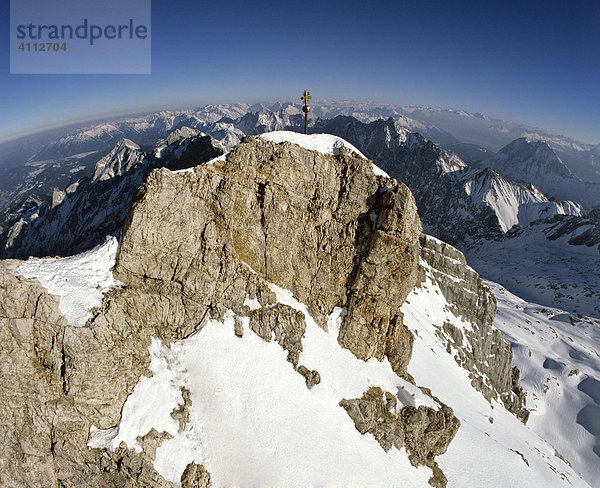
480, 138, 600, 209
3, 133, 590, 487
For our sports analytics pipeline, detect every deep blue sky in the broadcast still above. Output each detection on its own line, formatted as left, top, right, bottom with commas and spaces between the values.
1, 0, 599, 143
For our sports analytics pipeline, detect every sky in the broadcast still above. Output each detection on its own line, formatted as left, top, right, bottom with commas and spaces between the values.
1, 0, 599, 144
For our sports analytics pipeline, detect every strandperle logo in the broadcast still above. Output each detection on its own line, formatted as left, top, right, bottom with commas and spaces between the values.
16, 19, 149, 46
10, 0, 151, 74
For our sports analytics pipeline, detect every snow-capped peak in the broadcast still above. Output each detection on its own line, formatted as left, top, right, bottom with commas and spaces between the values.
91, 138, 145, 183
482, 137, 600, 209
260, 131, 390, 177
495, 137, 572, 179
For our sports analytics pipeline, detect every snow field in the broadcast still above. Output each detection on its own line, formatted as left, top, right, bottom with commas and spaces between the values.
488, 281, 600, 485
467, 224, 600, 318
16, 235, 122, 327
88, 280, 441, 487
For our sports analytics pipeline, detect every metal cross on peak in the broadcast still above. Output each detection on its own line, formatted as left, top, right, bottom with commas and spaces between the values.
301, 90, 311, 134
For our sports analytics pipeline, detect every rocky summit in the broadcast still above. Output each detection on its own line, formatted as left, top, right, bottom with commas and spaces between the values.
0, 132, 588, 488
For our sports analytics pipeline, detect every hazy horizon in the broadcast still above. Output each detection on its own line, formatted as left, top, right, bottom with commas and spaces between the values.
2, 98, 599, 148
2, 0, 598, 144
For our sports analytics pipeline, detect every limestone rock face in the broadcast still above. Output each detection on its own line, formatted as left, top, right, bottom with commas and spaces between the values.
92, 138, 143, 183
249, 304, 306, 367
419, 234, 529, 422
339, 387, 406, 452
0, 261, 167, 488
0, 261, 67, 487
339, 185, 421, 374
180, 462, 211, 488
401, 403, 461, 488
116, 136, 422, 376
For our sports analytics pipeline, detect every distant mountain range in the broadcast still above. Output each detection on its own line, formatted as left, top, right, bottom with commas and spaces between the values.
312, 116, 587, 244
2, 102, 598, 256
477, 138, 600, 210
0, 131, 225, 258
1, 99, 598, 179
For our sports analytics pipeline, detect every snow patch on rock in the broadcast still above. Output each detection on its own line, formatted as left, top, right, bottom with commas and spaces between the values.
16, 236, 122, 327
260, 131, 389, 177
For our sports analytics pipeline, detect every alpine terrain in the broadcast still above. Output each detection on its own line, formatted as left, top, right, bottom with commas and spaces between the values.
1, 103, 599, 488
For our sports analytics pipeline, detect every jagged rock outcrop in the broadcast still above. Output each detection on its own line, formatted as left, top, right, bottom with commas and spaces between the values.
340, 386, 460, 488
249, 304, 306, 367
418, 234, 529, 422
116, 136, 421, 376
340, 387, 406, 452
158, 128, 227, 171
297, 365, 321, 388
92, 138, 145, 183
180, 463, 211, 488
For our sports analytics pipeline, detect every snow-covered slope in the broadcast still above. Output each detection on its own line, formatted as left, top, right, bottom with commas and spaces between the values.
261, 131, 367, 157
482, 138, 600, 209
16, 236, 122, 327
88, 283, 438, 487
462, 168, 583, 232
403, 259, 590, 488
466, 218, 600, 318
489, 282, 600, 486
411, 234, 600, 486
